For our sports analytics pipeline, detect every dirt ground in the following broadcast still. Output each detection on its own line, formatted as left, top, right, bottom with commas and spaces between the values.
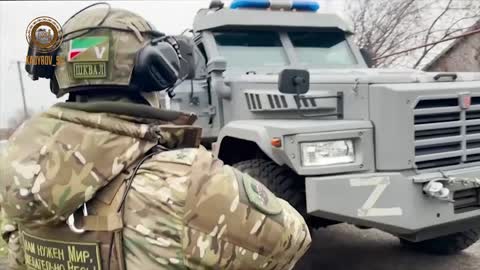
295, 224, 480, 270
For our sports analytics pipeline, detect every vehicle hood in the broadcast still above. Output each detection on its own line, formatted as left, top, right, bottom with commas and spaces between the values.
225, 68, 480, 84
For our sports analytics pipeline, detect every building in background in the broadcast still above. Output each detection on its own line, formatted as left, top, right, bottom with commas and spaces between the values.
424, 21, 480, 72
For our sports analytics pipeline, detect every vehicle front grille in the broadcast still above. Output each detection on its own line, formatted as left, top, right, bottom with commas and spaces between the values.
414, 96, 480, 170
454, 188, 480, 214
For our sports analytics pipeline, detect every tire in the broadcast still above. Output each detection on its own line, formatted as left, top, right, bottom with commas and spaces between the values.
399, 229, 480, 255
233, 159, 332, 228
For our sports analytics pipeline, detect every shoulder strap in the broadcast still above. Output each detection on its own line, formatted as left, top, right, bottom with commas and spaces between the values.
185, 147, 214, 210
78, 147, 165, 232
116, 148, 164, 212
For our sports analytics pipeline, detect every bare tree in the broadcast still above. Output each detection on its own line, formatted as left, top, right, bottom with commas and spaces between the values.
346, 0, 480, 68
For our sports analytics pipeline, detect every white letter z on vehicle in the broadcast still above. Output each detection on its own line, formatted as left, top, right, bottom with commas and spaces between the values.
350, 176, 403, 217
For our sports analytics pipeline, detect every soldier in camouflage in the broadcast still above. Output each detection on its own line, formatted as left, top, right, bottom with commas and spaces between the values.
0, 4, 311, 270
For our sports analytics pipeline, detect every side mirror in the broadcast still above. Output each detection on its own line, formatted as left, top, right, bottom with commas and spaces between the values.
207, 56, 227, 73
278, 69, 310, 94
360, 48, 374, 68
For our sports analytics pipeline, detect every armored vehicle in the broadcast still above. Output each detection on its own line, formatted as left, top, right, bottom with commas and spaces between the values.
172, 0, 480, 254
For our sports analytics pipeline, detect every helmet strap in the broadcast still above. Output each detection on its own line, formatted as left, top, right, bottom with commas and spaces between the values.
66, 87, 149, 105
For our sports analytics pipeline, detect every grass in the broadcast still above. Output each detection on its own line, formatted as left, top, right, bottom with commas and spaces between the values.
0, 240, 6, 258
0, 239, 6, 259
0, 216, 9, 258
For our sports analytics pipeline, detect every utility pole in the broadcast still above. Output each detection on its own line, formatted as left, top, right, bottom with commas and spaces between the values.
16, 60, 28, 118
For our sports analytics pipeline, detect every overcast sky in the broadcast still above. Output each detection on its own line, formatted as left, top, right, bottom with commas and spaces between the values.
0, 0, 344, 128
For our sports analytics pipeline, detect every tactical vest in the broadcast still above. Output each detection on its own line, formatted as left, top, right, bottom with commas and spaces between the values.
20, 158, 141, 270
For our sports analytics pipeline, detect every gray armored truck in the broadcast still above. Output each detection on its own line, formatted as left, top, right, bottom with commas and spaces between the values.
172, 0, 480, 254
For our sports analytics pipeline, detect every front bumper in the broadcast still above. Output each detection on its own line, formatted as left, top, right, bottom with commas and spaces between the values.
306, 168, 480, 242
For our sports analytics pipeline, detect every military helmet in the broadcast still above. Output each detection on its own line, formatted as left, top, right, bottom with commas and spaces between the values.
26, 3, 193, 105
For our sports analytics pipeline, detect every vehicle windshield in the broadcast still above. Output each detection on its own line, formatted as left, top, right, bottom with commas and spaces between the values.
213, 30, 358, 69
214, 31, 289, 68
289, 31, 357, 68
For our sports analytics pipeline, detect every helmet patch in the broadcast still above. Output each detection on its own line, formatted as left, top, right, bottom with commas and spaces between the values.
68, 36, 109, 79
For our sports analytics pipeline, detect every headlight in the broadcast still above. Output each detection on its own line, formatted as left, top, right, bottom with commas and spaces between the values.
301, 140, 355, 166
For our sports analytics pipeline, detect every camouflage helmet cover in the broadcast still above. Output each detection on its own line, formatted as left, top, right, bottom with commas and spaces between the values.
54, 7, 160, 97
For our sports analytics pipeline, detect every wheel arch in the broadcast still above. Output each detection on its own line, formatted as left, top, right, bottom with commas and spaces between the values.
217, 137, 267, 165
214, 121, 287, 166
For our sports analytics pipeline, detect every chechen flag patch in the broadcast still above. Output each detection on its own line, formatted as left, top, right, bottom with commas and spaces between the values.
68, 36, 109, 62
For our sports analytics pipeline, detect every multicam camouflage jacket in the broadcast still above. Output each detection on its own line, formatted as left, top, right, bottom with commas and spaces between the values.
0, 102, 311, 269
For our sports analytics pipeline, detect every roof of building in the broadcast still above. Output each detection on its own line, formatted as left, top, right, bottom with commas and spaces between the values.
423, 20, 480, 71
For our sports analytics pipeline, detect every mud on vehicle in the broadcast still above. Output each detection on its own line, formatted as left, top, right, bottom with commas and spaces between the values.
172, 0, 480, 254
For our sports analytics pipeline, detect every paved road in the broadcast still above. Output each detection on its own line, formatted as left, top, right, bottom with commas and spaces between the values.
295, 224, 480, 270
0, 224, 477, 269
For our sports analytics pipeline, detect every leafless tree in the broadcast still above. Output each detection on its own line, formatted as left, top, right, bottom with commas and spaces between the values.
345, 0, 480, 68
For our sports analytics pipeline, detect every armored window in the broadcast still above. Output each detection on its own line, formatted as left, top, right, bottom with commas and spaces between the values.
194, 43, 207, 79
214, 31, 288, 68
289, 31, 357, 68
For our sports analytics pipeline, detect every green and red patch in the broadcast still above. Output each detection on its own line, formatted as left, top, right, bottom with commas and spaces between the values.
68, 36, 109, 62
